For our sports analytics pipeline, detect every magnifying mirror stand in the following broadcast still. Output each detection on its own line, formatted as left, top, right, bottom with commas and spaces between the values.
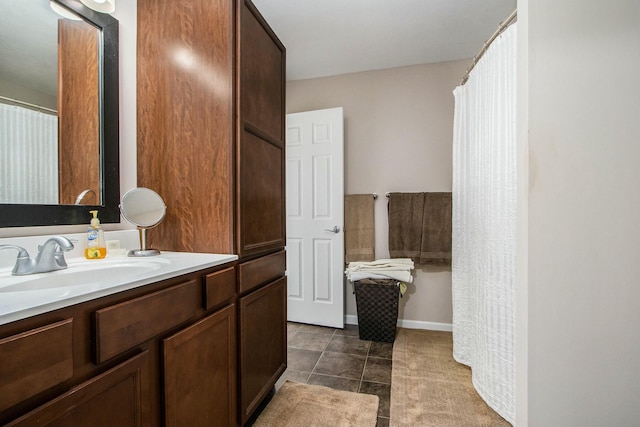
120, 187, 167, 257
129, 227, 161, 257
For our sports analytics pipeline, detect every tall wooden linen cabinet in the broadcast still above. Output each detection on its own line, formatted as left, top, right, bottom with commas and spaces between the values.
137, 0, 286, 426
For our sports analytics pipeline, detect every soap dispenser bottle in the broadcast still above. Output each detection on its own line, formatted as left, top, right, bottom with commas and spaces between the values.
85, 210, 106, 259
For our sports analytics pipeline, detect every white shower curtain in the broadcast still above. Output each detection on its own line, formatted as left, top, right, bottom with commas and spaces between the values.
452, 23, 517, 423
0, 103, 58, 204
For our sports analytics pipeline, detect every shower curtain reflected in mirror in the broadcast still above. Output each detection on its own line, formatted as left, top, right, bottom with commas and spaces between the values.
0, 103, 58, 204
452, 22, 518, 424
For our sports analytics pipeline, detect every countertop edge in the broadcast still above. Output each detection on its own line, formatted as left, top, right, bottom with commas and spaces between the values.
0, 252, 238, 327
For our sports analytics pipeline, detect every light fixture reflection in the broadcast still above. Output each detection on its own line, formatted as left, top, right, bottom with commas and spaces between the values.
50, 1, 82, 20
171, 46, 228, 99
80, 0, 116, 14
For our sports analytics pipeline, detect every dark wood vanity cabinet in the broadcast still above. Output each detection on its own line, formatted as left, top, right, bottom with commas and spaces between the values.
236, 3, 287, 424
137, 0, 287, 425
2, 0, 285, 425
136, 0, 286, 260
0, 263, 238, 427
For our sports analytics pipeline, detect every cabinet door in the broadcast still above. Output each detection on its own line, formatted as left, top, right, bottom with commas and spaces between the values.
240, 0, 285, 142
238, 277, 287, 424
238, 129, 285, 258
6, 351, 150, 427
163, 304, 237, 427
237, 0, 286, 259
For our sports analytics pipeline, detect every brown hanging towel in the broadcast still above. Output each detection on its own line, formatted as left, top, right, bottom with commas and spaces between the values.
344, 194, 375, 262
388, 192, 424, 261
419, 192, 452, 266
388, 192, 452, 266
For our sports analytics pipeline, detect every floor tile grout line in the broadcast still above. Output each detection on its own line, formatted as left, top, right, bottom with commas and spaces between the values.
360, 378, 392, 386
325, 329, 337, 352
308, 372, 366, 382
308, 329, 336, 376
357, 340, 372, 393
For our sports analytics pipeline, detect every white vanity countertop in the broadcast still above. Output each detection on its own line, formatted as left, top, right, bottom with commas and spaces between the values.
0, 251, 238, 326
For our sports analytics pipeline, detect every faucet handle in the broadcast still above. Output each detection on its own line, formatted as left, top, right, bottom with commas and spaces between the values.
0, 244, 30, 258
53, 243, 74, 268
0, 245, 35, 275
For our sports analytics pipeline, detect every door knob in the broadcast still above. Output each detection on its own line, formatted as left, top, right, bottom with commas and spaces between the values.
324, 226, 340, 233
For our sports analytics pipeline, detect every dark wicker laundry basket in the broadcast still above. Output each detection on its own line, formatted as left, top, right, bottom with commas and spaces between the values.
354, 279, 400, 343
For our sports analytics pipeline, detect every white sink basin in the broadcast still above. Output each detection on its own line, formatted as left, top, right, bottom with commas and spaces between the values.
0, 258, 169, 293
0, 252, 238, 326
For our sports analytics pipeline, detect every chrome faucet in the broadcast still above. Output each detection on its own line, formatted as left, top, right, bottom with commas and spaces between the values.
0, 236, 74, 276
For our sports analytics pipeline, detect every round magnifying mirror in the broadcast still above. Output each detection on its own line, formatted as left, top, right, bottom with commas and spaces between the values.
120, 187, 166, 256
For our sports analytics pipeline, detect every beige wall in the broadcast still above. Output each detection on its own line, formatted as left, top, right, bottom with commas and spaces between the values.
0, 79, 57, 110
114, 1, 138, 213
287, 60, 468, 327
525, 0, 640, 425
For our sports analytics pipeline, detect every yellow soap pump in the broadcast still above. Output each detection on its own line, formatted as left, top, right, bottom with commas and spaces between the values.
85, 210, 106, 259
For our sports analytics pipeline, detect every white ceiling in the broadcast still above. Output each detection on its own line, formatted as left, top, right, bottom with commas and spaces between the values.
253, 0, 517, 81
0, 0, 61, 96
1, 1, 517, 97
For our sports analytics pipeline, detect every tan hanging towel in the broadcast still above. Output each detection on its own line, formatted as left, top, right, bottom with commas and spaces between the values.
344, 194, 375, 262
388, 192, 424, 260
420, 192, 452, 266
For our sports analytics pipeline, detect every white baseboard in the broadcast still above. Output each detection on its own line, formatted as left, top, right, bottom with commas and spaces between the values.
344, 314, 359, 326
344, 314, 452, 332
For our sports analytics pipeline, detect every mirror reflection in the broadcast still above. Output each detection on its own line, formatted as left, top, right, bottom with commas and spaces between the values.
0, 0, 101, 206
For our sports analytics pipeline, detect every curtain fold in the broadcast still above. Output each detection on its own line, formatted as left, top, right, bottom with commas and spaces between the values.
0, 103, 58, 204
452, 23, 517, 423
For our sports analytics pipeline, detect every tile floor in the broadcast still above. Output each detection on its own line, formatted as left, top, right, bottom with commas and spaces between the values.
275, 322, 393, 427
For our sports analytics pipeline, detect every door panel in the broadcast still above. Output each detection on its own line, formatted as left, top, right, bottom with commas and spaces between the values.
286, 107, 344, 328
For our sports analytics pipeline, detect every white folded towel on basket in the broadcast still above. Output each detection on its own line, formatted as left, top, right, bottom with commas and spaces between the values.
345, 258, 415, 284
347, 270, 413, 283
347, 258, 414, 271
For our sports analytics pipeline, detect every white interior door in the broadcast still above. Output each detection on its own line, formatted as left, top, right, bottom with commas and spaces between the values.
286, 107, 344, 328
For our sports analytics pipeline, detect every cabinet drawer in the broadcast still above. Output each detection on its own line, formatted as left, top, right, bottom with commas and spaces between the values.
238, 250, 285, 294
6, 351, 150, 427
94, 280, 200, 363
0, 319, 74, 413
204, 266, 236, 310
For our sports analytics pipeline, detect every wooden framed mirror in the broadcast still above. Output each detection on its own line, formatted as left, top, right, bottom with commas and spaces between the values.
0, 0, 119, 227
